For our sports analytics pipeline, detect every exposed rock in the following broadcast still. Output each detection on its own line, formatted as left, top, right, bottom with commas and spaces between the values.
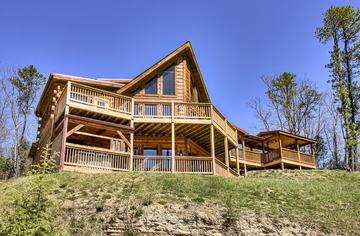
103, 203, 329, 236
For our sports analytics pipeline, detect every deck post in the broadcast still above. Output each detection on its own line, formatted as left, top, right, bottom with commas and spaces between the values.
129, 98, 134, 171
224, 136, 229, 176
235, 143, 240, 176
278, 135, 284, 170
242, 138, 247, 176
171, 102, 175, 173
296, 139, 301, 170
59, 106, 69, 171
210, 124, 216, 175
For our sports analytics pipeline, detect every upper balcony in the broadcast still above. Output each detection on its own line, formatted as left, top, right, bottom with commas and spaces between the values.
133, 101, 237, 144
55, 82, 132, 123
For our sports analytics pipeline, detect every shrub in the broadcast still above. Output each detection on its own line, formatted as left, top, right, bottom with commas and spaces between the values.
0, 144, 67, 235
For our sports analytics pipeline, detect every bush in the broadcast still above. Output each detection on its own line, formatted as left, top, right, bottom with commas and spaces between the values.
0, 144, 67, 235
0, 157, 10, 179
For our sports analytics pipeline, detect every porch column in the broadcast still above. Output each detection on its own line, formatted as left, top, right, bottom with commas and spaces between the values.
278, 135, 284, 170
59, 107, 69, 171
224, 136, 229, 176
171, 102, 175, 173
129, 98, 135, 171
242, 138, 247, 176
262, 141, 266, 170
210, 124, 216, 175
296, 139, 301, 170
235, 144, 240, 175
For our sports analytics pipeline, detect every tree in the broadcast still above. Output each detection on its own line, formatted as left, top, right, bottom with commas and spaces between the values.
315, 5, 359, 170
1, 65, 45, 177
314, 134, 328, 168
249, 72, 322, 138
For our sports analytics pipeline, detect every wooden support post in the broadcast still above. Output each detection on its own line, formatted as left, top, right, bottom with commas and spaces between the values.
224, 136, 229, 176
130, 98, 134, 172
210, 124, 215, 175
235, 145, 240, 176
59, 107, 69, 171
130, 120, 134, 171
242, 138, 247, 176
278, 135, 284, 170
296, 139, 302, 170
171, 102, 175, 173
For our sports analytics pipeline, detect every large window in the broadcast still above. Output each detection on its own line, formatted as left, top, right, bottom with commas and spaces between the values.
162, 65, 175, 95
143, 148, 157, 156
145, 76, 157, 94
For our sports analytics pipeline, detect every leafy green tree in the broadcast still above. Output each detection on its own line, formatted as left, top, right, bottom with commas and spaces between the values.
314, 134, 328, 168
315, 5, 359, 170
250, 72, 322, 137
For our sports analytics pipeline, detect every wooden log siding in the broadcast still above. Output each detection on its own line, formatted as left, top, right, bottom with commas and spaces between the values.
51, 130, 63, 165
282, 148, 298, 162
174, 103, 211, 119
134, 102, 172, 118
133, 156, 172, 172
64, 144, 130, 171
175, 156, 213, 174
54, 88, 67, 122
69, 82, 131, 114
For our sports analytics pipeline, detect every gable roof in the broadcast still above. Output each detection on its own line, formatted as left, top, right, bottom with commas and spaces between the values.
257, 130, 316, 143
117, 41, 211, 102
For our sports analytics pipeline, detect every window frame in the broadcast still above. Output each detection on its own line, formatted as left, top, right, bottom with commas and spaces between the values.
161, 65, 176, 96
144, 76, 158, 95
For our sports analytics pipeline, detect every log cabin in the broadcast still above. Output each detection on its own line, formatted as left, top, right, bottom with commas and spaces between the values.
31, 42, 316, 177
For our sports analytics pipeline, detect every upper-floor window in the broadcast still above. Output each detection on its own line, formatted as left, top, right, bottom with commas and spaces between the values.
145, 76, 157, 94
162, 65, 175, 95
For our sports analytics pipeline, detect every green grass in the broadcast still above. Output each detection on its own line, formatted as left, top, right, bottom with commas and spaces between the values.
1, 170, 360, 234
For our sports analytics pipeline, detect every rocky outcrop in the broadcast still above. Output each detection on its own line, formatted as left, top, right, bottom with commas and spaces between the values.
104, 203, 327, 235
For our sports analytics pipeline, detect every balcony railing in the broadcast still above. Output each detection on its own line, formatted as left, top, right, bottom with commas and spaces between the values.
133, 156, 171, 172
282, 148, 298, 162
69, 83, 131, 114
133, 155, 213, 174
133, 102, 171, 119
64, 144, 130, 171
174, 103, 212, 120
175, 156, 213, 174
300, 152, 315, 165
54, 82, 133, 121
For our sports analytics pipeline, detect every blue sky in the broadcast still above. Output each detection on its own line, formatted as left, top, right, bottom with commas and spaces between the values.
0, 0, 359, 134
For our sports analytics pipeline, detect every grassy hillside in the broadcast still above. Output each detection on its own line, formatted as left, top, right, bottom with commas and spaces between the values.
1, 170, 359, 235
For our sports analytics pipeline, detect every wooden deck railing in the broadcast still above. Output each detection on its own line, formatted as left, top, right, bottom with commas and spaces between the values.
175, 156, 213, 174
64, 144, 130, 171
133, 156, 171, 172
215, 159, 229, 177
245, 150, 263, 164
69, 83, 131, 115
300, 152, 315, 165
262, 150, 280, 163
282, 148, 298, 161
174, 103, 212, 119
212, 107, 227, 131
133, 102, 172, 119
